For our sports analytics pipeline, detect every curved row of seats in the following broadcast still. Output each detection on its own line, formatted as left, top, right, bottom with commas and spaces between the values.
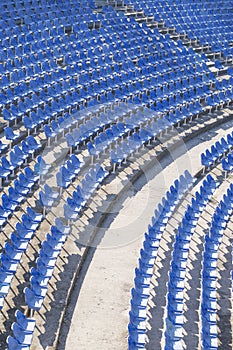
0, 205, 43, 310
0, 106, 227, 348
201, 130, 233, 171
63, 164, 108, 222
0, 5, 226, 132
128, 170, 195, 349
0, 0, 96, 23
0, 146, 74, 347
1, 0, 233, 349
0, 164, 40, 223
128, 154, 233, 349
125, 0, 233, 60
109, 102, 208, 169
24, 219, 70, 312
164, 174, 217, 349
200, 184, 233, 349
6, 310, 36, 350
222, 151, 233, 175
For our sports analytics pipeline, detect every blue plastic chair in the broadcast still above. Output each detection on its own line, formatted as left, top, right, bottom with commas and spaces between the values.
44, 184, 59, 200
23, 117, 36, 135
2, 108, 15, 125
30, 277, 48, 297
4, 127, 20, 143
24, 287, 44, 311
26, 136, 41, 152
1, 254, 18, 273
10, 232, 29, 251
54, 218, 70, 235
39, 191, 55, 211
7, 335, 30, 350
10, 151, 24, 169
2, 193, 18, 212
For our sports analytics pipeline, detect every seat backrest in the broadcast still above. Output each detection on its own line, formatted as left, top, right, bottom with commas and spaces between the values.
4, 127, 14, 139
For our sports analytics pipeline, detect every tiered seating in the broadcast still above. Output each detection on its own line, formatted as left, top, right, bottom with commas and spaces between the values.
0, 0, 233, 349
201, 130, 233, 172
164, 175, 217, 348
7, 310, 36, 350
128, 117, 233, 348
63, 164, 108, 222
96, 7, 221, 114
128, 170, 194, 349
24, 219, 70, 312
201, 182, 233, 349
0, 205, 43, 309
125, 0, 233, 61
55, 155, 83, 191
127, 162, 233, 349
1, 1, 231, 168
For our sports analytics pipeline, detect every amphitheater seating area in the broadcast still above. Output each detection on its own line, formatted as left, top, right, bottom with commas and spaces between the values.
0, 0, 233, 349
